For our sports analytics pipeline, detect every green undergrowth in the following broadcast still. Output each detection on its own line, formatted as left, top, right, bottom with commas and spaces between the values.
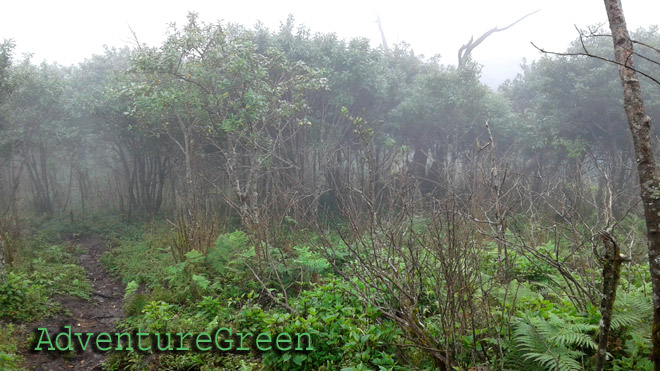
101, 225, 407, 370
2, 235, 92, 321
101, 222, 176, 286
97, 220, 656, 370
0, 323, 24, 371
0, 216, 105, 370
5, 214, 652, 370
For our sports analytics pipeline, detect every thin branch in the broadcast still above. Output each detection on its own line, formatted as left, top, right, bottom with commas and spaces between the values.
633, 51, 660, 69
573, 30, 660, 55
633, 39, 660, 55
531, 41, 660, 86
127, 24, 143, 51
245, 262, 296, 314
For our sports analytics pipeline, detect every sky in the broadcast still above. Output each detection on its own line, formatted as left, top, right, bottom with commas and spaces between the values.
1, 0, 658, 87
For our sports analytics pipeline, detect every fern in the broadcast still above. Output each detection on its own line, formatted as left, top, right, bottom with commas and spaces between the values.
611, 292, 652, 332
511, 312, 597, 371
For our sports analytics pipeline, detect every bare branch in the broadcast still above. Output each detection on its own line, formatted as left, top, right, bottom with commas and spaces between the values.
531, 41, 660, 86
127, 24, 143, 51
458, 9, 540, 67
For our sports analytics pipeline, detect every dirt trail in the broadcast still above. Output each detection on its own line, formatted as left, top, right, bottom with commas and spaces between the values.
23, 235, 124, 370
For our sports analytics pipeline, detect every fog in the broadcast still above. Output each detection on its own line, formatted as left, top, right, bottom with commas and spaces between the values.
2, 0, 658, 86
2, 1, 660, 370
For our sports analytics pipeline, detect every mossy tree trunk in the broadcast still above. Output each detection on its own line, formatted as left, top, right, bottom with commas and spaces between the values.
595, 230, 627, 371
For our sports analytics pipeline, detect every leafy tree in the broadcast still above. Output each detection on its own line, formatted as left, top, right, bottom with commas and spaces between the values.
501, 26, 660, 196
0, 40, 17, 214
392, 60, 514, 195
2, 60, 70, 215
126, 14, 325, 258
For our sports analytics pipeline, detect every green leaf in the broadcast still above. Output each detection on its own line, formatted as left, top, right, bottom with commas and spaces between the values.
360, 334, 369, 344
192, 274, 210, 290
293, 354, 307, 366
185, 249, 204, 264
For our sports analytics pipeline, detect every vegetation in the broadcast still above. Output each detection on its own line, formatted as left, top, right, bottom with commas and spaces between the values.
0, 8, 659, 371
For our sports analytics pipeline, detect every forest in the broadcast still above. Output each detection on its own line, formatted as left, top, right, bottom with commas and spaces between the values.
1, 3, 660, 371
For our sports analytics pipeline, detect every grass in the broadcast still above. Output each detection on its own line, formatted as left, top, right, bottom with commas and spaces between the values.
100, 222, 176, 286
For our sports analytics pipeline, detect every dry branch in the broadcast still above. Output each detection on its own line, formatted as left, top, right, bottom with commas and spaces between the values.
458, 10, 539, 67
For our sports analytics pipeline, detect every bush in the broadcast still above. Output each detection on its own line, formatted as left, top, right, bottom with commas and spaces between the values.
235, 279, 404, 370
0, 272, 50, 321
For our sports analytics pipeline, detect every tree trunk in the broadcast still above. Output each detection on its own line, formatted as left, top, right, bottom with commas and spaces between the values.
603, 0, 660, 368
595, 230, 627, 371
0, 240, 5, 284
411, 143, 432, 195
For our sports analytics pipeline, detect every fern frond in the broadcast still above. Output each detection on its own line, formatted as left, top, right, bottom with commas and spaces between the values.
521, 351, 583, 371
553, 331, 598, 350
611, 292, 652, 331
513, 312, 593, 371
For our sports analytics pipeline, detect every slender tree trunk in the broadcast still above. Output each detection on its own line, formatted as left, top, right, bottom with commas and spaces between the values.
0, 240, 5, 284
411, 143, 431, 195
38, 145, 52, 215
595, 231, 627, 371
603, 0, 660, 368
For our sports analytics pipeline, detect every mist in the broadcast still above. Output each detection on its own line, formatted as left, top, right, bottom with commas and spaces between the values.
1, 2, 660, 370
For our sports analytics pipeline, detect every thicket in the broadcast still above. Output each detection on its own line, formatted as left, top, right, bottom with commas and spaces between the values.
0, 14, 659, 370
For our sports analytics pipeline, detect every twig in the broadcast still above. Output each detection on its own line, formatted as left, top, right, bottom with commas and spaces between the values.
531, 27, 660, 87
245, 263, 296, 314
92, 291, 116, 299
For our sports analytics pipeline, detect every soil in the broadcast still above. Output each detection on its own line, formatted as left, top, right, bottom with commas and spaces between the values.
21, 234, 124, 371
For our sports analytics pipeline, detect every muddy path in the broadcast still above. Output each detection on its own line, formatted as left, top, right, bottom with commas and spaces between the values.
22, 235, 124, 370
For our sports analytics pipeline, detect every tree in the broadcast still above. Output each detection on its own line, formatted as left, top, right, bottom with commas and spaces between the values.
0, 40, 17, 215
0, 40, 15, 286
2, 61, 69, 216
68, 47, 168, 218
126, 14, 325, 261
501, 26, 660, 221
602, 0, 660, 368
392, 61, 513, 196
253, 18, 412, 219
457, 10, 539, 67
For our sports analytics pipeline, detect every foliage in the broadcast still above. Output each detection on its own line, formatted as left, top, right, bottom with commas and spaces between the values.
1, 236, 92, 321
0, 323, 23, 371
208, 230, 251, 276
101, 222, 175, 285
240, 278, 404, 370
0, 272, 50, 320
512, 312, 596, 371
2, 12, 660, 371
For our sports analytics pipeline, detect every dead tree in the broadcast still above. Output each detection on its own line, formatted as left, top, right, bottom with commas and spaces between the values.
376, 15, 389, 54
458, 10, 539, 67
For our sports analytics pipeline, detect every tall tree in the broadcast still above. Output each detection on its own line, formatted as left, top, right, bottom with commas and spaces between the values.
602, 0, 660, 368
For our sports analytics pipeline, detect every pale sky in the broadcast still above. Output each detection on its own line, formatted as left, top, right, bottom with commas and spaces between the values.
1, 0, 658, 87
